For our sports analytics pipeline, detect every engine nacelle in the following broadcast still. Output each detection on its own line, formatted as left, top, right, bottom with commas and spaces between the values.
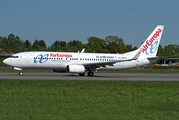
66, 64, 85, 73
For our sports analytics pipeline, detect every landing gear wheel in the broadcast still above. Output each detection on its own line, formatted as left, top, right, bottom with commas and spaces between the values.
79, 72, 85, 76
88, 71, 94, 76
19, 72, 23, 76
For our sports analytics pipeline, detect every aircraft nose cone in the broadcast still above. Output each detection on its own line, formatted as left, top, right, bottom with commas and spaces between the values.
3, 59, 8, 65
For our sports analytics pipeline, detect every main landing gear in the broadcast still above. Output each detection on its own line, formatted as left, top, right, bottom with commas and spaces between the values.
88, 71, 94, 76
79, 71, 94, 76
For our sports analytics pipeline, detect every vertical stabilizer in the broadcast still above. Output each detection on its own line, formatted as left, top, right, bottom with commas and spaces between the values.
138, 25, 164, 58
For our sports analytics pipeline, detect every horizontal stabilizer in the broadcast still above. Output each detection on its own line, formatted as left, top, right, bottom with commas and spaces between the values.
147, 56, 158, 60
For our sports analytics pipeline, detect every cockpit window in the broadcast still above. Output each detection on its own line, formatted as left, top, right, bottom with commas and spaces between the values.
9, 56, 19, 58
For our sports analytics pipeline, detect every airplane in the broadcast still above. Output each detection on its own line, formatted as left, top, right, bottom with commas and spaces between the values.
3, 25, 164, 76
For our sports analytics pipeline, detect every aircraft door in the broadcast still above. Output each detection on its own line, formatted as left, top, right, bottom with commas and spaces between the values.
25, 53, 30, 63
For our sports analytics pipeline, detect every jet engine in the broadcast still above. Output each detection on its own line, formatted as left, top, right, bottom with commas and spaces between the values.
66, 64, 85, 73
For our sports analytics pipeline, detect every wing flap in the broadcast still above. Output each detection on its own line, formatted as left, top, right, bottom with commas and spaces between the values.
83, 61, 115, 68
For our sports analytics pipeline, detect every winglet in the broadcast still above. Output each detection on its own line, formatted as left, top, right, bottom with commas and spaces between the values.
81, 48, 85, 53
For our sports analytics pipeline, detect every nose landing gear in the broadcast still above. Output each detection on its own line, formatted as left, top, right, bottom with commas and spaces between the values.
19, 72, 23, 76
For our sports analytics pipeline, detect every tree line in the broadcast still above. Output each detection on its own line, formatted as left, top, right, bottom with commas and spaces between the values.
0, 34, 179, 57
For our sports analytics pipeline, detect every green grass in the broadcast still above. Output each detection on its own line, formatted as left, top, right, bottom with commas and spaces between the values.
1, 80, 179, 120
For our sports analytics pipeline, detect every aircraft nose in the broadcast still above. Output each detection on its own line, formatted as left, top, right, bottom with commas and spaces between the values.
3, 58, 9, 65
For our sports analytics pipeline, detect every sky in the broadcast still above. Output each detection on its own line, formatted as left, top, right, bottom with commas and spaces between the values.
1, 0, 179, 48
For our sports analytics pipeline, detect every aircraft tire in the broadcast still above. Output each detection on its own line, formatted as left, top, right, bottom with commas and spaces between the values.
88, 71, 94, 76
19, 72, 23, 76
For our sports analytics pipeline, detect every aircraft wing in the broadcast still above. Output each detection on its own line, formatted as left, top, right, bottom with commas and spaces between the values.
83, 61, 115, 68
83, 61, 118, 69
82, 49, 141, 69
82, 58, 133, 68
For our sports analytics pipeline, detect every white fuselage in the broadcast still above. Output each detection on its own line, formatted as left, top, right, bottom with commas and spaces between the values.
3, 51, 154, 72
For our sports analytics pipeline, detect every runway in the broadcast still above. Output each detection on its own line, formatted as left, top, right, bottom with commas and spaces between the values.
0, 72, 179, 81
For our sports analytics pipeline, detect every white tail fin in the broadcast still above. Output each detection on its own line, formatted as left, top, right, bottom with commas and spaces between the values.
125, 25, 164, 59
137, 25, 164, 58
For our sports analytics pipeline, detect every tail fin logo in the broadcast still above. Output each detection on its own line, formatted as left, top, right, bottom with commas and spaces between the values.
142, 28, 162, 53
145, 40, 158, 55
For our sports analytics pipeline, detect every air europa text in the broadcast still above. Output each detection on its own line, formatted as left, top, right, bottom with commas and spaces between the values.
142, 28, 162, 53
50, 53, 72, 58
